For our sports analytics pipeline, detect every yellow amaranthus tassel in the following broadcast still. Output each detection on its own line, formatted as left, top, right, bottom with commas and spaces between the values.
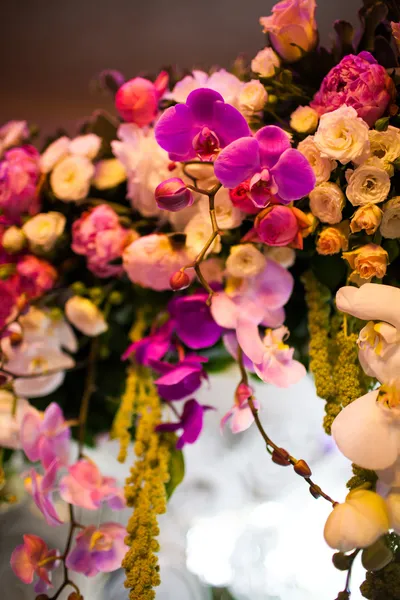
122, 367, 172, 600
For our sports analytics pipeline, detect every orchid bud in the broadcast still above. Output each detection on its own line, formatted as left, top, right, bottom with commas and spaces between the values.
170, 270, 191, 291
155, 178, 194, 212
272, 447, 291, 466
294, 459, 312, 477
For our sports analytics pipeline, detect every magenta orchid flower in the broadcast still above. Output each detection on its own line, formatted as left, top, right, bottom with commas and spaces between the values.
237, 323, 306, 387
59, 459, 125, 511
221, 382, 260, 434
169, 292, 223, 349
211, 259, 293, 332
150, 355, 208, 401
214, 125, 316, 207
24, 460, 63, 527
11, 534, 59, 593
156, 398, 213, 449
66, 523, 128, 577
155, 88, 250, 161
121, 319, 173, 364
20, 402, 71, 469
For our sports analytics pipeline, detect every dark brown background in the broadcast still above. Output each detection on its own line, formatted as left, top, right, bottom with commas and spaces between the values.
1, 0, 359, 138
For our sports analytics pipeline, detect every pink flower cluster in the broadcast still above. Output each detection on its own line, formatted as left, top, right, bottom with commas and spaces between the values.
72, 204, 131, 277
310, 51, 395, 127
0, 145, 41, 222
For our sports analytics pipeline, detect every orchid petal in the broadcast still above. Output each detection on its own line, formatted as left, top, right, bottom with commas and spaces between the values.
20, 411, 42, 461
186, 88, 224, 124
214, 137, 260, 188
236, 319, 265, 365
155, 103, 196, 159
212, 100, 251, 147
231, 406, 255, 433
336, 285, 400, 331
271, 148, 316, 202
255, 126, 291, 168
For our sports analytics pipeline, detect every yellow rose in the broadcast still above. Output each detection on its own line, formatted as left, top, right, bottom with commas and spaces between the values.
290, 106, 319, 134
350, 204, 383, 235
343, 243, 388, 280
316, 223, 349, 255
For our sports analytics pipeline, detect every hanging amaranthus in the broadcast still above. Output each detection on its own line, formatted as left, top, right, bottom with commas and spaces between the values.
122, 367, 171, 600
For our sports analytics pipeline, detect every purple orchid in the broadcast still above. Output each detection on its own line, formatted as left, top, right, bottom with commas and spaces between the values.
24, 460, 63, 527
59, 459, 125, 511
150, 355, 208, 401
214, 125, 316, 208
121, 319, 173, 364
20, 402, 71, 469
11, 534, 59, 594
66, 523, 128, 577
221, 382, 260, 434
155, 88, 250, 161
169, 292, 223, 349
156, 398, 212, 449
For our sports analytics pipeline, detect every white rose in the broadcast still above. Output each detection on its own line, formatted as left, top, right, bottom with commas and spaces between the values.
297, 136, 336, 185
166, 69, 244, 107
226, 244, 266, 278
2, 226, 26, 253
40, 136, 71, 173
359, 126, 400, 174
22, 212, 66, 252
263, 246, 296, 268
0, 120, 28, 156
65, 296, 108, 337
69, 134, 102, 159
50, 155, 94, 202
93, 158, 126, 189
184, 213, 221, 259
314, 105, 370, 164
198, 187, 243, 230
290, 106, 319, 134
238, 80, 268, 114
309, 182, 345, 224
346, 160, 391, 206
380, 196, 400, 239
251, 47, 280, 78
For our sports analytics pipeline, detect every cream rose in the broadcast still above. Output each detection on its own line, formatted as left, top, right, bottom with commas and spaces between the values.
238, 80, 268, 115
290, 106, 319, 134
309, 182, 344, 224
343, 243, 388, 279
198, 187, 243, 230
314, 106, 370, 164
350, 204, 382, 235
363, 126, 400, 174
184, 213, 221, 259
65, 296, 108, 337
297, 136, 336, 185
263, 246, 296, 268
93, 159, 127, 190
380, 196, 400, 239
2, 226, 26, 253
226, 244, 266, 278
23, 212, 66, 252
316, 223, 349, 255
69, 134, 102, 159
50, 155, 94, 202
40, 136, 71, 174
346, 160, 391, 206
251, 47, 280, 78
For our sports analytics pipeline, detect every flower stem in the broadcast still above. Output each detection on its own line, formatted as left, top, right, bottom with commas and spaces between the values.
78, 337, 99, 458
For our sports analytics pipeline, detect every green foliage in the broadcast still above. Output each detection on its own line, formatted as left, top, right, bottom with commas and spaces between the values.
347, 464, 378, 491
165, 445, 185, 500
360, 534, 400, 599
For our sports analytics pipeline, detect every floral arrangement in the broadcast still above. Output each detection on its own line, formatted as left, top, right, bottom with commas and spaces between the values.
2, 0, 400, 598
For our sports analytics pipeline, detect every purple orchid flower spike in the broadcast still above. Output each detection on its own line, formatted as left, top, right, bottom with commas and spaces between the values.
169, 292, 223, 349
66, 522, 128, 577
155, 88, 250, 161
156, 398, 213, 449
20, 402, 71, 469
121, 319, 174, 364
11, 534, 59, 593
59, 459, 125, 511
214, 125, 316, 207
150, 355, 208, 401
24, 459, 63, 527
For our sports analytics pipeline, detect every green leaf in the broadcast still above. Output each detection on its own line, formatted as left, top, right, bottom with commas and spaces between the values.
311, 254, 347, 292
362, 537, 393, 571
375, 116, 390, 131
382, 239, 400, 263
165, 445, 185, 500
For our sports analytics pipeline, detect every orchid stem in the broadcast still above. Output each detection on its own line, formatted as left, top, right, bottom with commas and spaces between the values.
78, 338, 99, 458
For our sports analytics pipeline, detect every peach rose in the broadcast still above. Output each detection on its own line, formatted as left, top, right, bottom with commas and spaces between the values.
343, 243, 388, 280
309, 182, 344, 224
316, 223, 349, 255
350, 204, 383, 235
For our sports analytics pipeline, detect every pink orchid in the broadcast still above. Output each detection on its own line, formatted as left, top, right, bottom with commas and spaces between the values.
11, 534, 59, 593
59, 459, 125, 510
66, 522, 128, 577
221, 382, 260, 434
237, 324, 306, 387
20, 402, 71, 468
24, 460, 63, 527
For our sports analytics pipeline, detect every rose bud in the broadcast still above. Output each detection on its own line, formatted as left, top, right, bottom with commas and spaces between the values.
155, 178, 194, 212
293, 459, 312, 477
170, 270, 191, 291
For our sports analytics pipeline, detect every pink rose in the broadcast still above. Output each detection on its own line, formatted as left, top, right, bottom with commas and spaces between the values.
254, 205, 309, 249
0, 145, 41, 222
115, 71, 169, 127
311, 52, 395, 127
72, 204, 131, 278
16, 255, 57, 299
229, 181, 260, 214
259, 0, 317, 62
